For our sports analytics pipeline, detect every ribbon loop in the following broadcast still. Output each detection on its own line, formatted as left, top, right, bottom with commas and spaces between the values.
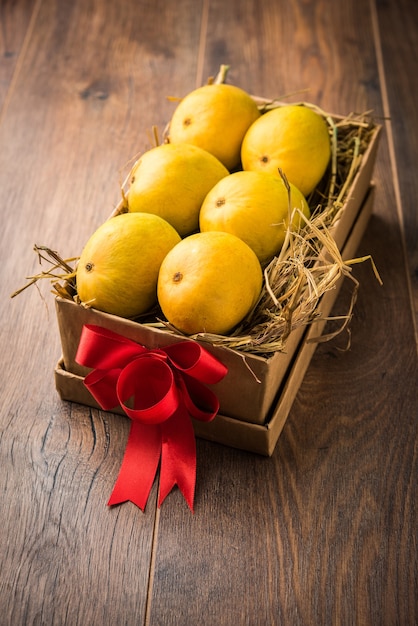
178, 374, 221, 423
76, 324, 147, 370
75, 324, 228, 511
117, 356, 179, 425
164, 340, 227, 384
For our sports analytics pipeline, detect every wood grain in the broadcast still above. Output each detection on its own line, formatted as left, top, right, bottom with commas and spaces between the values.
374, 0, 418, 343
0, 0, 38, 111
0, 0, 203, 622
0, 0, 416, 625
150, 1, 418, 625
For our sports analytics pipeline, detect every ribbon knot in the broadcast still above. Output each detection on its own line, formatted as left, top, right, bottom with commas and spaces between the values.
75, 324, 227, 512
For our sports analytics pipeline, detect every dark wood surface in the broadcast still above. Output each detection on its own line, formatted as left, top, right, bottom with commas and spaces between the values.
1, 1, 417, 624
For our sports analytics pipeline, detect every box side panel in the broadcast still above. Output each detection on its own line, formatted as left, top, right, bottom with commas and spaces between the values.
54, 358, 274, 455
329, 125, 381, 249
56, 297, 275, 422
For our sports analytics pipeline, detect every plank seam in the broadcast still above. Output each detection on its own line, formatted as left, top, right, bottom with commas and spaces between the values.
144, 503, 161, 626
369, 0, 418, 349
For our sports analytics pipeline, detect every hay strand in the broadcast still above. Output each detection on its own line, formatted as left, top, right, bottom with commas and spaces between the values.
12, 101, 380, 356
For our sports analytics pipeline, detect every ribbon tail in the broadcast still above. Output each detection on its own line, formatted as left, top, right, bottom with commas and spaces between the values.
159, 408, 197, 512
108, 421, 162, 511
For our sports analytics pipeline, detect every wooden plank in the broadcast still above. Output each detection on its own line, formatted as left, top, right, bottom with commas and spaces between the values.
0, 0, 204, 623
0, 0, 38, 110
199, 0, 383, 114
149, 1, 418, 625
373, 0, 418, 344
1, 0, 417, 624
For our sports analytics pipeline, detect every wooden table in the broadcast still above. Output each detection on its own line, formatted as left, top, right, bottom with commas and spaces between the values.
1, 1, 417, 624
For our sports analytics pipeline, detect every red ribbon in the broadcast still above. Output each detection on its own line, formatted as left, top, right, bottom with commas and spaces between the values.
75, 324, 227, 512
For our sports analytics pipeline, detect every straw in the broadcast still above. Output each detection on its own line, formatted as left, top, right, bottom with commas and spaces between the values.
11, 102, 380, 356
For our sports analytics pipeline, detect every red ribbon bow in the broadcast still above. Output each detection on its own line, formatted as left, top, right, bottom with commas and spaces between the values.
75, 324, 227, 512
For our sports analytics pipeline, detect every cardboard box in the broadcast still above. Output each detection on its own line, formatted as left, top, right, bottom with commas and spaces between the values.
53, 98, 381, 454
55, 182, 376, 455
55, 117, 381, 426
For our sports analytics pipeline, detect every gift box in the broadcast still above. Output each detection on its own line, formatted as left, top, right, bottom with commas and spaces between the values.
54, 159, 377, 456
51, 95, 382, 460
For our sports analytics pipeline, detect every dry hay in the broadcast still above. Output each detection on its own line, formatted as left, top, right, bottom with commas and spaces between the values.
11, 99, 381, 357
